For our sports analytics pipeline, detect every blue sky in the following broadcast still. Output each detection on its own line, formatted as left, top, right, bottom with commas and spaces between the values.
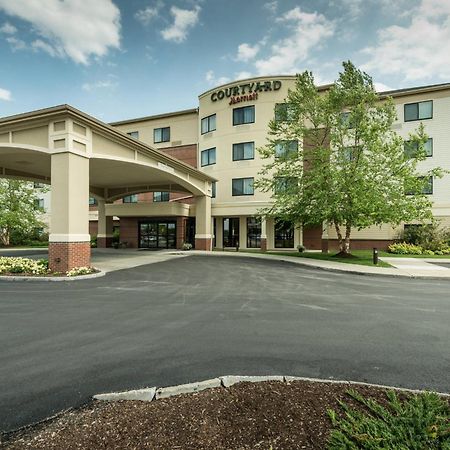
0, 0, 449, 122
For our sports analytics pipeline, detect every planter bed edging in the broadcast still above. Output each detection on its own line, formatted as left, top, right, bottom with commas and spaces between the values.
93, 374, 450, 403
0, 270, 105, 282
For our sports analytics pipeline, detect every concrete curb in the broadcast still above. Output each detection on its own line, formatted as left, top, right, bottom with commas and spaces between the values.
93, 375, 450, 403
191, 251, 450, 280
0, 270, 106, 282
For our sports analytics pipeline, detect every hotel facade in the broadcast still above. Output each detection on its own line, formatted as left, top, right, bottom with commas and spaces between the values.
2, 75, 450, 269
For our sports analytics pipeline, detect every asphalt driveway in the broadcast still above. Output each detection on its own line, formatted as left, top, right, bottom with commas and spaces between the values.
1, 255, 449, 432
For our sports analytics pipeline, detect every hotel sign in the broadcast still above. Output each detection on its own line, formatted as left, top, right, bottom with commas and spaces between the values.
211, 80, 282, 105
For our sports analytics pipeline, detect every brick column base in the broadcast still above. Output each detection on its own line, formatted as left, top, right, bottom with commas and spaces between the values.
321, 239, 329, 254
48, 242, 91, 272
195, 237, 212, 251
97, 236, 113, 248
260, 238, 267, 252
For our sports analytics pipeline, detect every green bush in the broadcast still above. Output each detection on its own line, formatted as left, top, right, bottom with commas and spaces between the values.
388, 242, 423, 254
0, 257, 49, 275
400, 223, 450, 253
328, 389, 450, 449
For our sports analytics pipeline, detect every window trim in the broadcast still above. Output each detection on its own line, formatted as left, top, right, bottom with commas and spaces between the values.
404, 100, 433, 122
232, 141, 255, 161
232, 177, 254, 196
153, 126, 170, 143
201, 147, 216, 167
233, 105, 255, 126
201, 114, 216, 134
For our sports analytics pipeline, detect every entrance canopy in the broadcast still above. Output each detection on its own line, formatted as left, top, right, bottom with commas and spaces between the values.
0, 105, 215, 271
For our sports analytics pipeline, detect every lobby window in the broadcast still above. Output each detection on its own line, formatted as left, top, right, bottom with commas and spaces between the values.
89, 197, 97, 206
232, 177, 254, 196
212, 181, 216, 198
123, 194, 138, 203
275, 140, 298, 159
33, 198, 44, 209
274, 220, 294, 248
127, 131, 139, 139
201, 114, 216, 134
154, 127, 170, 143
275, 103, 295, 122
247, 217, 261, 248
404, 138, 433, 158
233, 105, 255, 125
153, 191, 170, 202
233, 141, 254, 161
404, 100, 433, 122
201, 147, 216, 166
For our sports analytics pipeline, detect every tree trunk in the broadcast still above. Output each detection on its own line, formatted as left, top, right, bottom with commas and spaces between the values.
334, 221, 345, 253
0, 229, 9, 246
343, 223, 351, 254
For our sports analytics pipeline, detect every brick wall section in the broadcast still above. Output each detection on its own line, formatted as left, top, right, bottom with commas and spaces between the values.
119, 217, 140, 248
303, 226, 322, 250
48, 242, 91, 272
161, 144, 197, 168
176, 217, 187, 249
195, 237, 212, 251
327, 239, 393, 251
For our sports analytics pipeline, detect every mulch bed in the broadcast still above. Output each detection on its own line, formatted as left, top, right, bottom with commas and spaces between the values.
0, 380, 418, 449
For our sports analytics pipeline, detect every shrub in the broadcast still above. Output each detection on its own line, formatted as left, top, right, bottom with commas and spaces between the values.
182, 242, 193, 251
400, 222, 450, 253
0, 257, 49, 275
388, 242, 423, 255
66, 266, 96, 277
328, 389, 450, 449
90, 236, 97, 248
297, 244, 306, 253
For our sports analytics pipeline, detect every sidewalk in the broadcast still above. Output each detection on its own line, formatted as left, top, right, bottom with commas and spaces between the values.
195, 250, 450, 279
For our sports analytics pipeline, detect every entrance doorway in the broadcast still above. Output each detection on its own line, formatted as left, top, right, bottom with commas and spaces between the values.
223, 218, 240, 247
139, 220, 176, 249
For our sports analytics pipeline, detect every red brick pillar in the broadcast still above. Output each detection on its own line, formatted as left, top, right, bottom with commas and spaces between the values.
48, 242, 91, 272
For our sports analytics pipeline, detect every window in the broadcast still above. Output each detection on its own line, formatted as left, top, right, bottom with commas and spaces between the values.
247, 217, 261, 248
275, 140, 298, 158
33, 182, 45, 188
201, 114, 216, 134
127, 131, 139, 139
275, 103, 295, 122
404, 138, 433, 158
232, 177, 254, 196
201, 147, 216, 166
89, 197, 97, 206
33, 198, 44, 209
154, 127, 170, 143
153, 192, 170, 202
275, 177, 298, 194
233, 105, 255, 125
406, 177, 433, 195
274, 220, 294, 248
233, 142, 254, 161
340, 111, 355, 129
212, 181, 216, 198
123, 194, 138, 203
404, 100, 433, 122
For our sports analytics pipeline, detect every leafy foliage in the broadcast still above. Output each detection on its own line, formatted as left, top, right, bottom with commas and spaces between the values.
255, 61, 445, 253
0, 180, 48, 246
328, 389, 450, 449
400, 222, 450, 252
0, 257, 49, 275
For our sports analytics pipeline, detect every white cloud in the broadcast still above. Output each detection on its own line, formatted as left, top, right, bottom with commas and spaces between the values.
363, 0, 450, 81
264, 1, 278, 13
235, 71, 253, 80
0, 22, 16, 34
161, 5, 200, 43
373, 81, 393, 92
0, 0, 121, 65
254, 7, 335, 75
0, 87, 12, 101
205, 70, 230, 86
6, 36, 26, 51
32, 39, 61, 58
338, 0, 364, 19
135, 1, 163, 25
236, 43, 259, 62
82, 79, 118, 92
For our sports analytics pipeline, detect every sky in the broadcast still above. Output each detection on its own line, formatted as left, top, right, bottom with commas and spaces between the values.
0, 0, 450, 122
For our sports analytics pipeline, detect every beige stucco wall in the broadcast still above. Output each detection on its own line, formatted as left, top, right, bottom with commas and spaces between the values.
113, 111, 199, 150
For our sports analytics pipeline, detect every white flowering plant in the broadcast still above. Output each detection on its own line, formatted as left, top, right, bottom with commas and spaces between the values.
0, 257, 49, 275
66, 266, 96, 277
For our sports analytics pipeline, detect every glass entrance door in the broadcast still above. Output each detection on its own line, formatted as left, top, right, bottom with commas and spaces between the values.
139, 220, 176, 249
223, 218, 240, 247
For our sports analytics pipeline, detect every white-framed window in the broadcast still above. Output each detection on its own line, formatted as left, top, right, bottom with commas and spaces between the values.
233, 142, 254, 161
233, 105, 255, 125
201, 114, 216, 134
127, 131, 139, 139
404, 100, 433, 122
232, 177, 254, 196
154, 127, 170, 143
275, 140, 298, 158
153, 192, 169, 202
123, 194, 138, 203
404, 138, 433, 157
201, 147, 216, 166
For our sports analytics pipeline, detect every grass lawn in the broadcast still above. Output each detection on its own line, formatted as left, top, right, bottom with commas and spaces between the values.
378, 251, 450, 259
233, 249, 392, 267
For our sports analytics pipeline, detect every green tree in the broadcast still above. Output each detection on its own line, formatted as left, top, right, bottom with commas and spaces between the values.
0, 179, 47, 246
255, 61, 445, 255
